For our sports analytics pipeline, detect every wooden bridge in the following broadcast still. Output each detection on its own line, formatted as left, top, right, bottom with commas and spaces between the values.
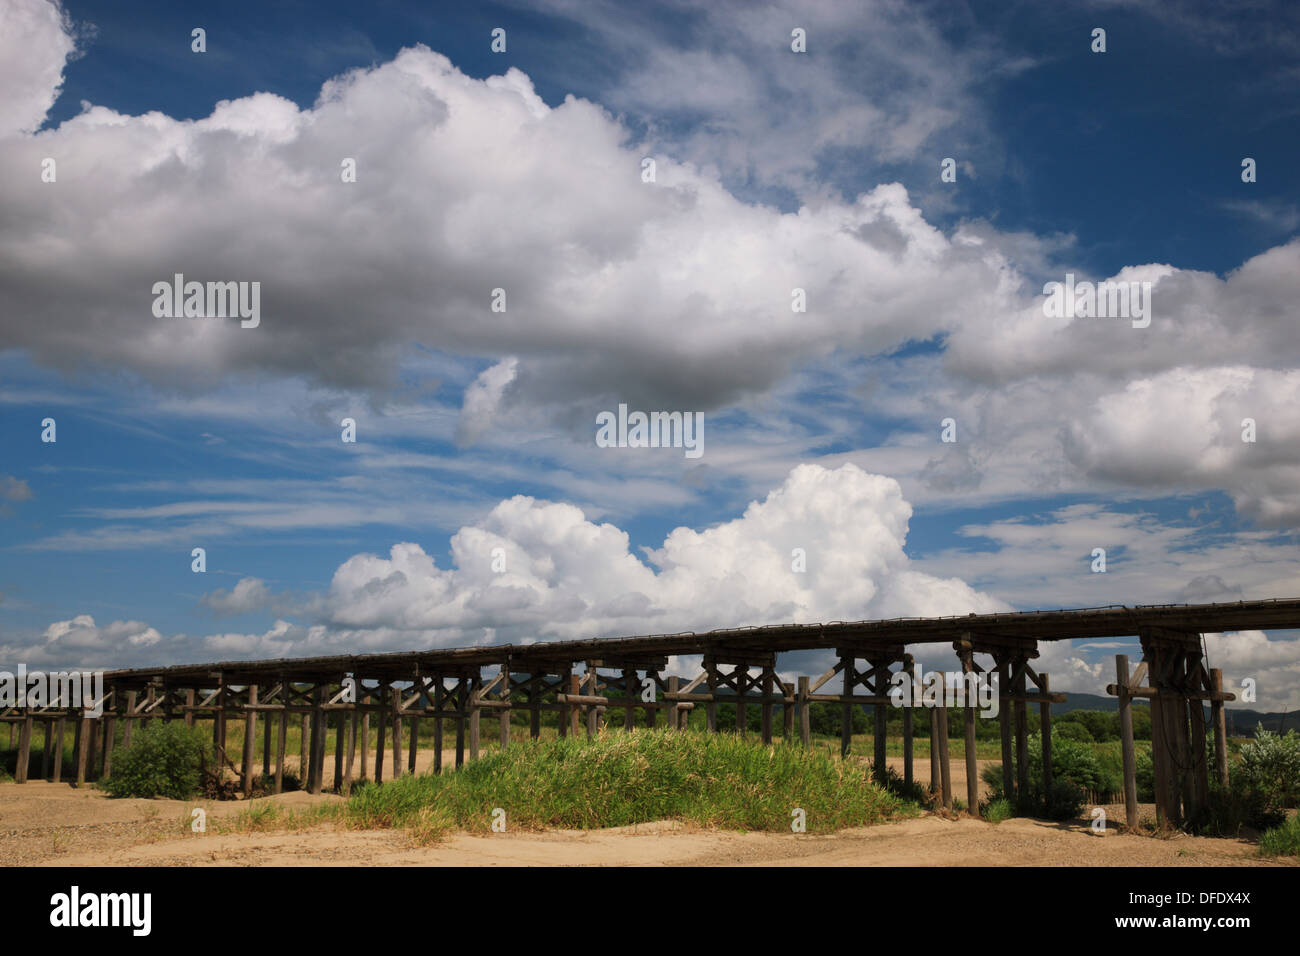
6, 598, 1298, 830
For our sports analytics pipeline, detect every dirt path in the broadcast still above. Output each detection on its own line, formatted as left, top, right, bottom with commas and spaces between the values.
3, 776, 1290, 867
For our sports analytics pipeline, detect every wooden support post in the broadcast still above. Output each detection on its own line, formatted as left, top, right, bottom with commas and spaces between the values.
902, 657, 914, 791
469, 674, 481, 761
998, 659, 1013, 800
872, 659, 888, 783
1187, 656, 1210, 819
840, 654, 853, 758
455, 678, 467, 769
361, 696, 371, 781
335, 710, 346, 791
1014, 660, 1029, 801
936, 701, 952, 810
529, 674, 541, 740
626, 669, 637, 731
275, 708, 287, 794
263, 699, 272, 777
374, 684, 386, 785
75, 716, 91, 787
345, 709, 357, 795
1039, 673, 1052, 795
432, 681, 444, 775
309, 685, 326, 795
86, 715, 99, 781
585, 666, 598, 737
215, 687, 229, 775
1143, 639, 1180, 828
96, 715, 108, 778
299, 710, 308, 777
1149, 681, 1171, 828
558, 668, 570, 738
102, 715, 117, 779
735, 667, 747, 735
52, 718, 66, 783
645, 671, 657, 729
43, 719, 53, 780
16, 715, 33, 783
391, 684, 403, 780
1116, 655, 1139, 829
782, 681, 795, 742
408, 711, 419, 774
499, 666, 511, 749
929, 707, 940, 796
706, 664, 718, 733
124, 690, 137, 749
241, 685, 259, 796
761, 671, 774, 744
1211, 669, 1228, 787
185, 689, 195, 728
569, 673, 582, 736
963, 676, 979, 814
667, 676, 680, 732
798, 676, 811, 748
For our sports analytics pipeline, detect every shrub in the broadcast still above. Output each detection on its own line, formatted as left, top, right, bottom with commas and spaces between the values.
1258, 814, 1300, 857
1200, 775, 1285, 836
1236, 726, 1300, 815
1028, 734, 1114, 794
980, 758, 1087, 821
103, 721, 210, 799
1135, 749, 1154, 801
1039, 779, 1086, 820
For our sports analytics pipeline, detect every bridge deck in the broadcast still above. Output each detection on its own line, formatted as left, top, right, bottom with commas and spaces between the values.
103, 597, 1300, 684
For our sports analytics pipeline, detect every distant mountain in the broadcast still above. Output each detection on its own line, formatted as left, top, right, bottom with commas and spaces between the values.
1054, 692, 1294, 734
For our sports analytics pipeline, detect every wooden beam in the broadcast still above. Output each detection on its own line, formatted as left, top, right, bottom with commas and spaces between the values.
15, 714, 32, 784
1211, 669, 1228, 787
241, 684, 258, 796
275, 709, 287, 795
52, 717, 65, 784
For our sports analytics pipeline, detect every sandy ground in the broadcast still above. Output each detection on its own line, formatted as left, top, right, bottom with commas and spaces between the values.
3, 748, 1292, 867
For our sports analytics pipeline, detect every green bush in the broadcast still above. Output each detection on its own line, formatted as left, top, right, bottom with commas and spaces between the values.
979, 755, 1087, 821
1034, 779, 1086, 821
1135, 749, 1154, 801
1258, 814, 1300, 857
103, 721, 210, 799
1028, 734, 1115, 794
1236, 726, 1300, 815
1200, 775, 1285, 836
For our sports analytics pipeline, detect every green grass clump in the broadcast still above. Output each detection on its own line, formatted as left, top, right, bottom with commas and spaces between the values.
345, 729, 913, 842
983, 798, 1013, 824
1258, 814, 1300, 857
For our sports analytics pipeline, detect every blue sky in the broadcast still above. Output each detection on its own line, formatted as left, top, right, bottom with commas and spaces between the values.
2, 0, 1299, 708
